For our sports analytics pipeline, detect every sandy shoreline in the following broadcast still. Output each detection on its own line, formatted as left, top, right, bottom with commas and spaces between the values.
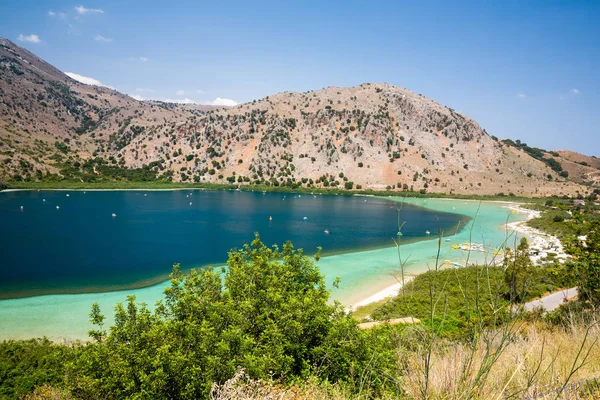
349, 202, 566, 312
348, 276, 415, 312
505, 205, 569, 264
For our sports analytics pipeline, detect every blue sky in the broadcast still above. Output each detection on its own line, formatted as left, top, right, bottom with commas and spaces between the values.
2, 0, 599, 155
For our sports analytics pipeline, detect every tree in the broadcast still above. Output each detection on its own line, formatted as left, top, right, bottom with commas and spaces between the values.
68, 235, 368, 399
504, 237, 534, 303
570, 221, 600, 306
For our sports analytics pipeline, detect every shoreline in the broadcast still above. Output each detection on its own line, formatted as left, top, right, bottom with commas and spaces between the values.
348, 201, 542, 311
505, 205, 569, 264
348, 276, 415, 312
1, 183, 548, 204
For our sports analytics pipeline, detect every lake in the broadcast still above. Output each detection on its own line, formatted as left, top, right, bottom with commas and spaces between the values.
0, 190, 467, 299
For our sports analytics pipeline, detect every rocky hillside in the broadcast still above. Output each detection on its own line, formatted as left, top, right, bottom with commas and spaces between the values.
0, 38, 593, 196
554, 150, 600, 186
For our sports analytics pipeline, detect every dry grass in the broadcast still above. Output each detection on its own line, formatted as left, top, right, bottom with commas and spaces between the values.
209, 369, 352, 400
401, 322, 600, 399
20, 384, 74, 400
210, 321, 600, 400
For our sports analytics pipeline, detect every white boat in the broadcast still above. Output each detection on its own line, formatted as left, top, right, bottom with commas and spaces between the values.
425, 230, 431, 235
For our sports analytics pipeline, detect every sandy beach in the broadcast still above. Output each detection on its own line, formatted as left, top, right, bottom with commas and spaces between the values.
348, 276, 415, 311
505, 205, 569, 265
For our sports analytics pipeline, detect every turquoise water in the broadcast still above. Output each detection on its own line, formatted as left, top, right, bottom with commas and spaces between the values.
0, 192, 526, 341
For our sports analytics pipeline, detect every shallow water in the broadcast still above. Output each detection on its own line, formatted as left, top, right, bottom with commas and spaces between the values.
0, 193, 525, 341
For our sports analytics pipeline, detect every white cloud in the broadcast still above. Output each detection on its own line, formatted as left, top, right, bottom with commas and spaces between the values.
208, 97, 238, 106
94, 34, 112, 43
59, 12, 68, 19
130, 94, 145, 101
75, 5, 104, 14
196, 89, 205, 94
65, 72, 113, 89
135, 88, 153, 92
163, 98, 197, 104
176, 89, 186, 96
48, 11, 56, 16
17, 34, 41, 44
516, 92, 526, 99
138, 57, 148, 63
571, 88, 580, 95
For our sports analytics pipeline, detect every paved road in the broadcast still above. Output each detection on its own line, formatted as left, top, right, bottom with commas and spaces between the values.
524, 287, 578, 311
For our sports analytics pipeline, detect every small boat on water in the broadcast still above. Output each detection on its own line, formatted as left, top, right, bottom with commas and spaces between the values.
445, 238, 450, 242
112, 213, 117, 217
56, 206, 60, 209
269, 216, 272, 221
303, 216, 308, 220
397, 231, 403, 236
425, 230, 431, 235
324, 229, 329, 234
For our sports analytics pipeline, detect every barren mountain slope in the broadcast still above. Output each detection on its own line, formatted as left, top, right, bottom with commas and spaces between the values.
0, 38, 590, 196
553, 150, 600, 186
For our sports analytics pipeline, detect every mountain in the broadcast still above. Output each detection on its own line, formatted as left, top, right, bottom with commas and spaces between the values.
0, 38, 594, 197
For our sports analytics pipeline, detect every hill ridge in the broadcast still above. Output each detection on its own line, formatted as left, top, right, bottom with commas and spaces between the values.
0, 39, 595, 196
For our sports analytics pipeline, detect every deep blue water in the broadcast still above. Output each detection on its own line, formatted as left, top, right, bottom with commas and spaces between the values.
0, 190, 466, 298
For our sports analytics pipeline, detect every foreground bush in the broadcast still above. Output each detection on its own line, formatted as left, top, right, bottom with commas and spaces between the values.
61, 235, 402, 399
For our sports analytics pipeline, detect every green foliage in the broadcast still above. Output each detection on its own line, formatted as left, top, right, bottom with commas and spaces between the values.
369, 259, 573, 339
504, 237, 534, 303
58, 235, 399, 399
567, 220, 600, 306
371, 266, 510, 338
0, 338, 72, 399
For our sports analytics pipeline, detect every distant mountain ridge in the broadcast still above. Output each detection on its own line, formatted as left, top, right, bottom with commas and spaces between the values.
0, 38, 596, 196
